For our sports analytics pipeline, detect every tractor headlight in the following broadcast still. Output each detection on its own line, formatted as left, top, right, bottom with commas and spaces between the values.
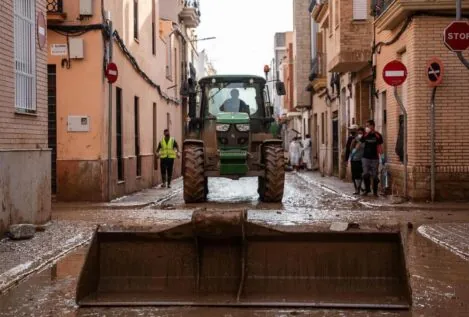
236, 124, 250, 132
216, 124, 230, 132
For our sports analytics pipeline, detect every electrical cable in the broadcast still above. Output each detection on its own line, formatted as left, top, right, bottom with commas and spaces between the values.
112, 30, 180, 104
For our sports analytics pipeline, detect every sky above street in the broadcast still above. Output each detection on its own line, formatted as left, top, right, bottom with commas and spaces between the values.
196, 0, 293, 77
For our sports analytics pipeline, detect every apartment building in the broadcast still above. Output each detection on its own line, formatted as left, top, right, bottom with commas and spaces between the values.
310, 0, 372, 177
310, 0, 469, 200
373, 0, 469, 200
46, 0, 200, 201
0, 0, 51, 233
293, 0, 313, 138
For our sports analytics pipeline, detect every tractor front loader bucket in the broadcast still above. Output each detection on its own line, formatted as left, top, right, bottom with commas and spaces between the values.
76, 210, 412, 309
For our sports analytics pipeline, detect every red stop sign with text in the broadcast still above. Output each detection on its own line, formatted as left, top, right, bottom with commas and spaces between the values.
383, 60, 407, 87
444, 21, 469, 52
106, 63, 118, 84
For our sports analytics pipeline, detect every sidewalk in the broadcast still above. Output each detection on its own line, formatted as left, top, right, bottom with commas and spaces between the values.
52, 178, 183, 211
295, 171, 469, 211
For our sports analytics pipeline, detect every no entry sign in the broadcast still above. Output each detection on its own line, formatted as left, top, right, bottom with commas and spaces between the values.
383, 60, 407, 87
105, 62, 118, 84
444, 21, 469, 52
426, 57, 444, 87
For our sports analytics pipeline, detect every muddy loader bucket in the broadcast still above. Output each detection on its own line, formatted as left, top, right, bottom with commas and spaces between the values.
76, 210, 411, 309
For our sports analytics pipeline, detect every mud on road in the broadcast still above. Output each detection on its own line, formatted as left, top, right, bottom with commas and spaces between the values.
1, 173, 469, 316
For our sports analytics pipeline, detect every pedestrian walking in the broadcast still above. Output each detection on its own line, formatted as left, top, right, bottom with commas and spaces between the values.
155, 129, 180, 188
302, 134, 312, 171
289, 137, 301, 171
344, 124, 358, 166
349, 127, 365, 195
361, 120, 384, 196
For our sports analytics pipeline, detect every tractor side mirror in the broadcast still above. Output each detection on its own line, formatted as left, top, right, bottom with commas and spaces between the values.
180, 82, 189, 97
276, 81, 286, 96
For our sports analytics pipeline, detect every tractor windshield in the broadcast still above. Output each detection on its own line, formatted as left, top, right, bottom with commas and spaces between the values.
203, 82, 263, 118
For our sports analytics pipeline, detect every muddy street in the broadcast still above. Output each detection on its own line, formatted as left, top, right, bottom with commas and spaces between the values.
1, 173, 469, 316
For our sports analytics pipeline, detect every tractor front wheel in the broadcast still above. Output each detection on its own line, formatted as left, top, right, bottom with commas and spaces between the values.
259, 145, 285, 202
183, 144, 207, 203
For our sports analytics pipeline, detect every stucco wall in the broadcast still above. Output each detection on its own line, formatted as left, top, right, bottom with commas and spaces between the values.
49, 0, 183, 201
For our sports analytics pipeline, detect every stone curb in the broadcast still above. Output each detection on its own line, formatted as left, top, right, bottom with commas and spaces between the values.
0, 232, 92, 294
293, 172, 469, 211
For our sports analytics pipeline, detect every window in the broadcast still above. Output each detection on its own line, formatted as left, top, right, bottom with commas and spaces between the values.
116, 88, 124, 181
353, 0, 367, 20
166, 112, 171, 130
151, 0, 156, 54
166, 36, 174, 80
134, 97, 141, 177
133, 0, 139, 40
204, 83, 262, 117
14, 0, 36, 112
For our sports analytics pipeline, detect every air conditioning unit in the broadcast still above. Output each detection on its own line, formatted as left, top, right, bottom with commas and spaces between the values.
80, 0, 93, 16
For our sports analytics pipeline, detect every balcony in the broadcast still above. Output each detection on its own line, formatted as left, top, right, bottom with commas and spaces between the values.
311, 0, 329, 23
374, 0, 469, 31
310, 52, 327, 92
180, 0, 201, 28
47, 0, 66, 23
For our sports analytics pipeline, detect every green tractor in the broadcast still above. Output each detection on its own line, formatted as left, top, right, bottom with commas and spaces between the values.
183, 75, 286, 203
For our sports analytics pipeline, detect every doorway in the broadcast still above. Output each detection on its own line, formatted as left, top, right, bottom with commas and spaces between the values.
47, 65, 57, 195
332, 111, 339, 177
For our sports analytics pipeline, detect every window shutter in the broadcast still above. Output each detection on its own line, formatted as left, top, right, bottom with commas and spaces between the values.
14, 0, 36, 112
353, 0, 368, 20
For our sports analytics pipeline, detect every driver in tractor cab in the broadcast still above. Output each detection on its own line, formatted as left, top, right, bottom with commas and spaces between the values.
219, 89, 250, 114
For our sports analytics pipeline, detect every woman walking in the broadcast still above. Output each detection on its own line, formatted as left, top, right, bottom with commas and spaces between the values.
289, 137, 302, 171
349, 127, 365, 195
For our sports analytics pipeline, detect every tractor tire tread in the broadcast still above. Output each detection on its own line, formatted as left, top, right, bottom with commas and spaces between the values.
183, 145, 206, 203
261, 145, 285, 202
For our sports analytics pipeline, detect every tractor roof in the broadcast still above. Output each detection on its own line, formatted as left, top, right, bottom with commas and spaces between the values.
199, 75, 266, 85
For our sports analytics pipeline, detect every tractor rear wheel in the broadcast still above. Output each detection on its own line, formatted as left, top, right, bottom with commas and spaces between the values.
259, 145, 285, 202
183, 144, 207, 203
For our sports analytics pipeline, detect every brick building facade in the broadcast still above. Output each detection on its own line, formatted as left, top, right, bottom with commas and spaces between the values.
308, 0, 469, 201
0, 0, 51, 233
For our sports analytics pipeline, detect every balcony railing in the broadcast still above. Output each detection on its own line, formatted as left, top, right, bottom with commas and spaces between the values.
372, 0, 394, 17
47, 0, 63, 13
184, 0, 201, 16
309, 52, 327, 81
309, 0, 328, 13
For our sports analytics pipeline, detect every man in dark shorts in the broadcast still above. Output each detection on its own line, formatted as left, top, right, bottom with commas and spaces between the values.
361, 120, 383, 196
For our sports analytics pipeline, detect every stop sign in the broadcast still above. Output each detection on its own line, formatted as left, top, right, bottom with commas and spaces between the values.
383, 60, 407, 87
105, 63, 118, 84
444, 21, 469, 52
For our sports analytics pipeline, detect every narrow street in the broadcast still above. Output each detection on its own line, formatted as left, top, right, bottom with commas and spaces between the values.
1, 173, 469, 316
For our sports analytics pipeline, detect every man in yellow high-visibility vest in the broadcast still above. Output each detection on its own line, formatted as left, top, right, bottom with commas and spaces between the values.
156, 129, 180, 188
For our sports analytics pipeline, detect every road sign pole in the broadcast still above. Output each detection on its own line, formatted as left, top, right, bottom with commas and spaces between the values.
394, 87, 408, 199
108, 20, 113, 202
455, 0, 469, 69
430, 87, 437, 202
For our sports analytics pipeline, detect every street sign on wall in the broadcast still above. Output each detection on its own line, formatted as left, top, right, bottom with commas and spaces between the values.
105, 63, 118, 84
37, 12, 46, 50
383, 60, 407, 87
426, 57, 444, 87
444, 21, 469, 52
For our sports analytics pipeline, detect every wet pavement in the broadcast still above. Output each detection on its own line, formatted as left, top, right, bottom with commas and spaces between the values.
1, 172, 469, 316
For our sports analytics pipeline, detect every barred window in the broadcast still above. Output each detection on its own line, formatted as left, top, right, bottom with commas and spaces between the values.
14, 0, 36, 112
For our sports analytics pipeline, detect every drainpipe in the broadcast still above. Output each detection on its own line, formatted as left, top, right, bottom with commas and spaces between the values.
107, 15, 113, 202
456, 0, 469, 69
394, 87, 407, 199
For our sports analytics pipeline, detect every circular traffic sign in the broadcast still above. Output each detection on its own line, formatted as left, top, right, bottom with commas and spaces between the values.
383, 60, 407, 87
426, 57, 444, 87
105, 62, 118, 84
444, 21, 469, 52
37, 12, 46, 50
